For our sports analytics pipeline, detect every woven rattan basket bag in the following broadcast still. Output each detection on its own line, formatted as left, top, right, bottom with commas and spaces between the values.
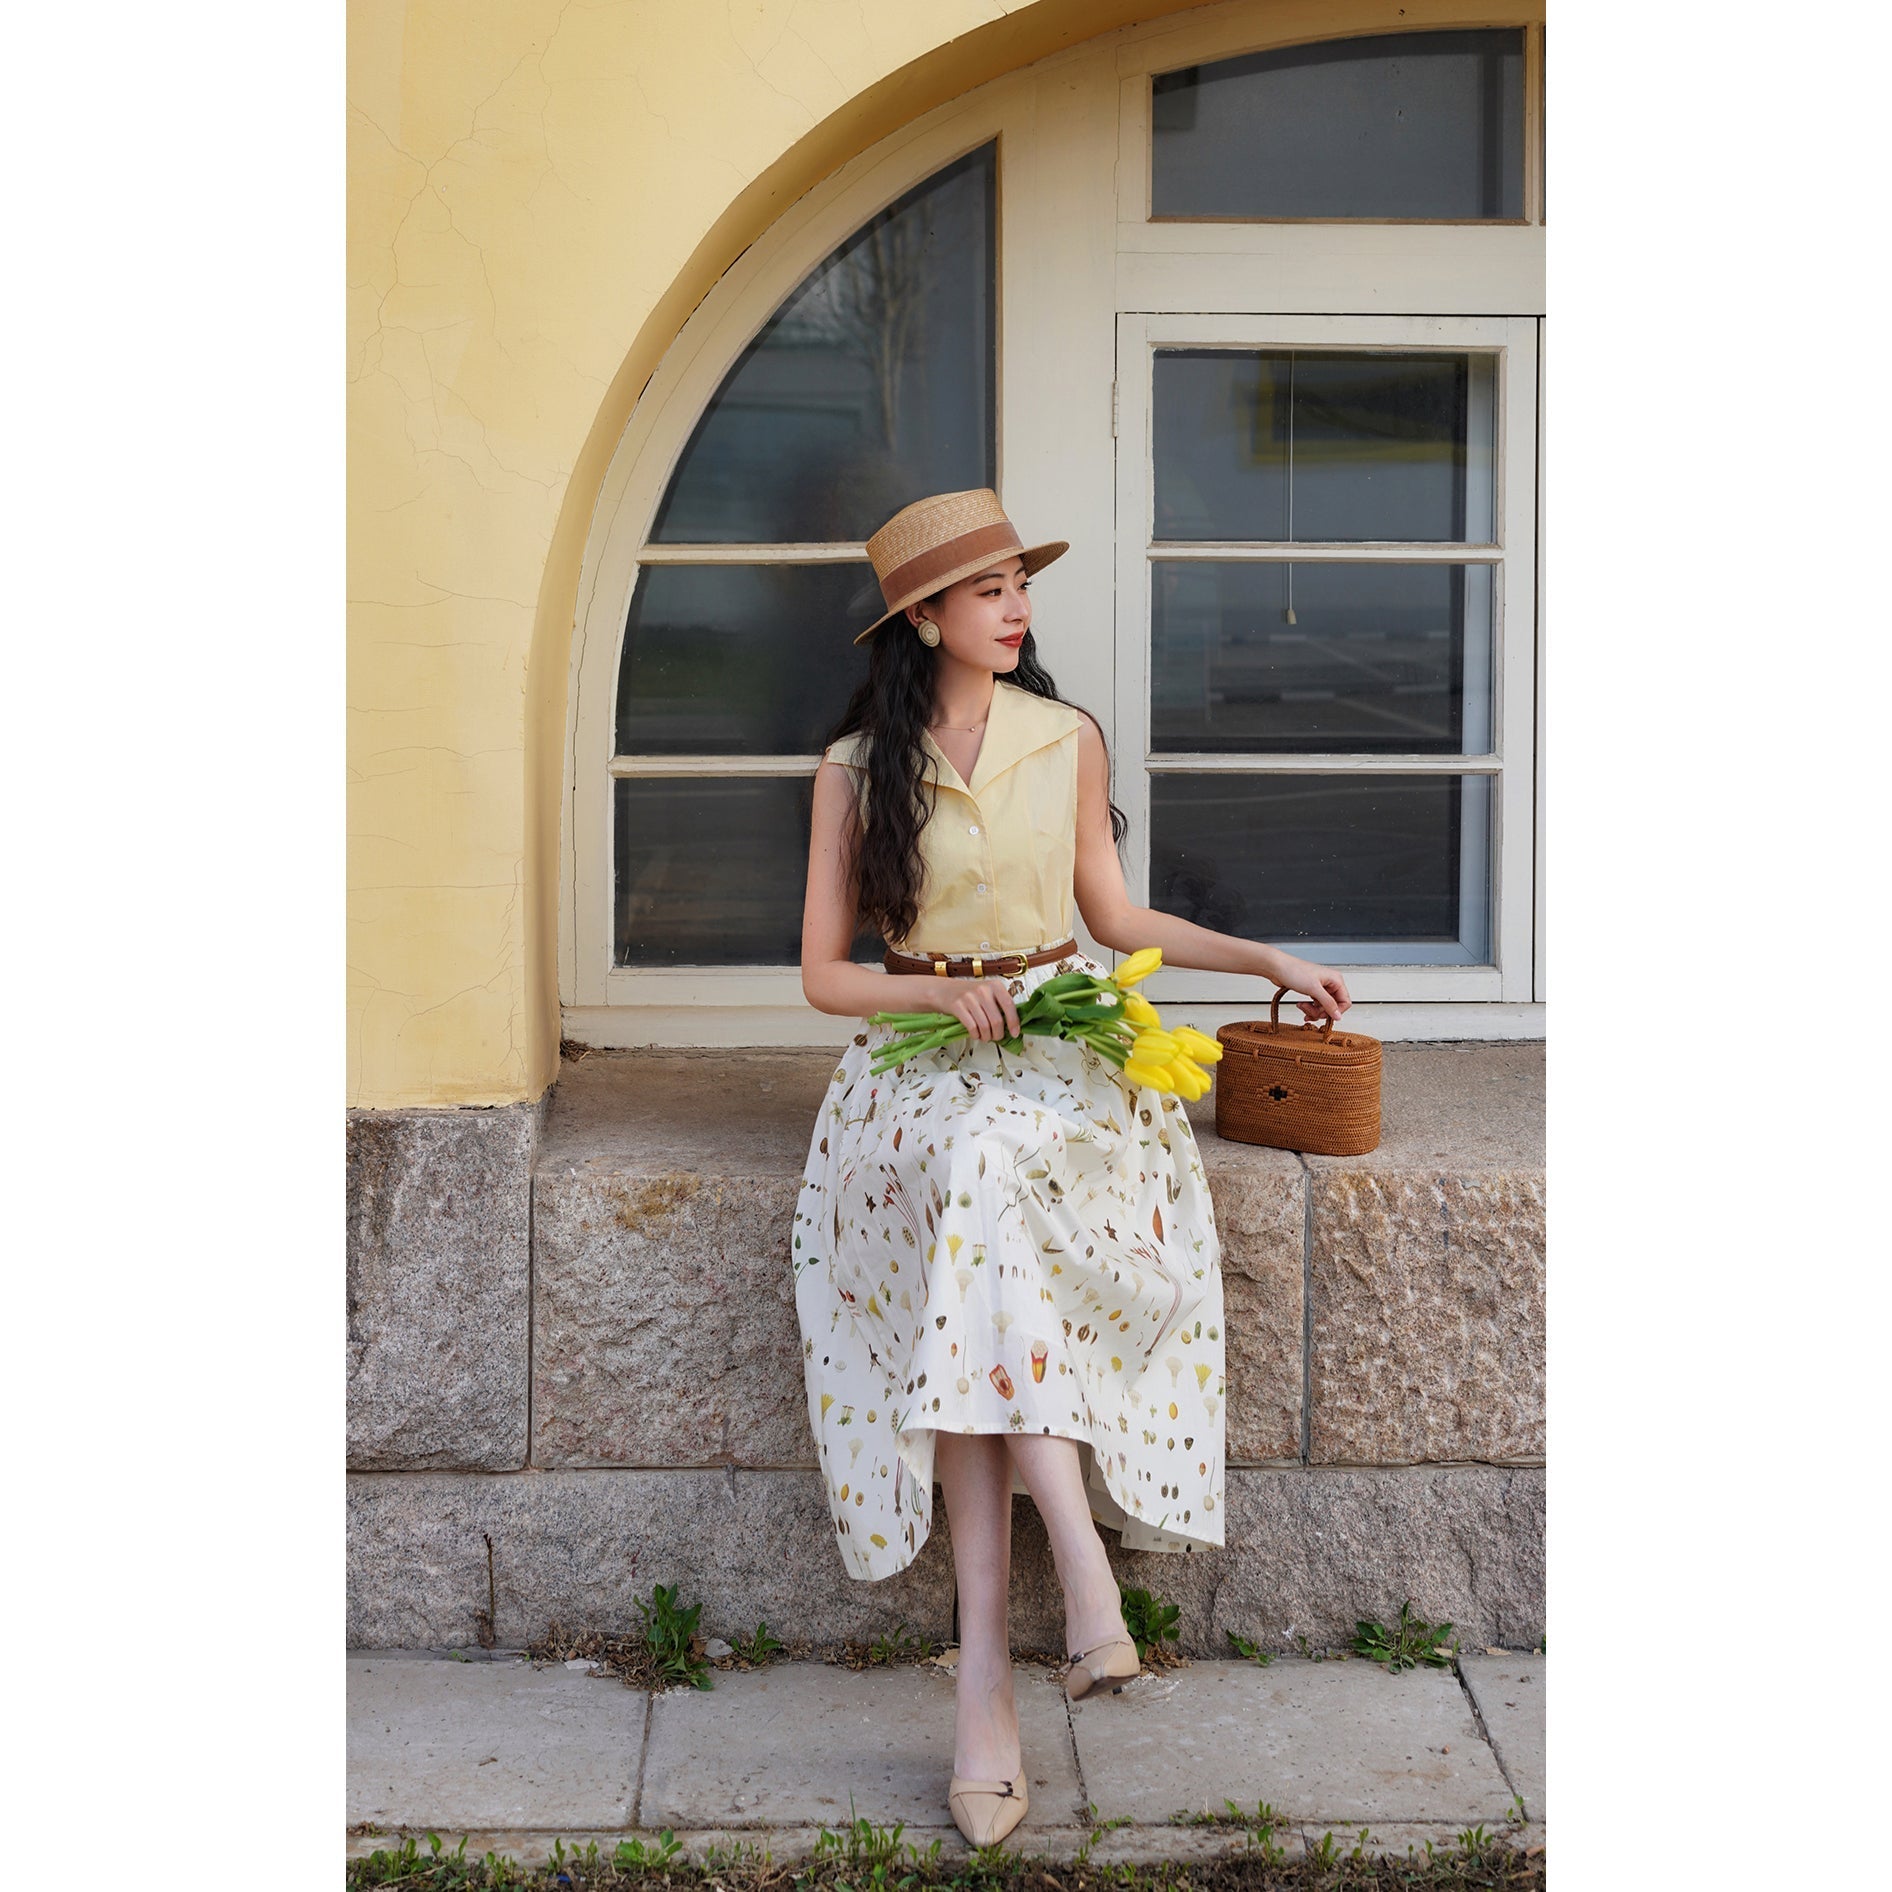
1214, 989, 1382, 1156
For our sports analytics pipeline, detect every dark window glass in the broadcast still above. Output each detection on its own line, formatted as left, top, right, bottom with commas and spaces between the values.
614, 777, 882, 967
651, 143, 996, 544
1150, 561, 1492, 755
1149, 772, 1490, 962
1153, 349, 1495, 544
617, 146, 999, 964
615, 562, 879, 755
1151, 30, 1525, 220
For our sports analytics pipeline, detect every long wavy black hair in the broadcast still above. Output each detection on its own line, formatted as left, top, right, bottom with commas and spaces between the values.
819, 606, 1129, 947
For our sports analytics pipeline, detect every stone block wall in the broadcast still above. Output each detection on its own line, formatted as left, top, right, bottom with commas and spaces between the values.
347, 1046, 1544, 1655
347, 1100, 543, 1469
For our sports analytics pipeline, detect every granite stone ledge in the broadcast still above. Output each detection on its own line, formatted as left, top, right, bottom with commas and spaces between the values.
346, 1469, 954, 1650
535, 1051, 1310, 1470
1297, 1044, 1544, 1466
346, 1463, 1540, 1660
1309, 1165, 1543, 1460
1308, 1172, 1544, 1465
1201, 1153, 1305, 1464
532, 1168, 809, 1468
1007, 1465, 1543, 1658
1212, 1465, 1545, 1655
530, 1046, 1543, 1476
348, 1100, 541, 1470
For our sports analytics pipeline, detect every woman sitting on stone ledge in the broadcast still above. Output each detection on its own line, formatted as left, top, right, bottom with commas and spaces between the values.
794, 488, 1349, 1847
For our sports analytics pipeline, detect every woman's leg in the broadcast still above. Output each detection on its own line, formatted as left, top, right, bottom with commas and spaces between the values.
1005, 1435, 1127, 1659
933, 1431, 1022, 1781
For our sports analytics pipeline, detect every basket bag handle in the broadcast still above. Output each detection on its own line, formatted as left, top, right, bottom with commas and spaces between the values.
1268, 985, 1334, 1037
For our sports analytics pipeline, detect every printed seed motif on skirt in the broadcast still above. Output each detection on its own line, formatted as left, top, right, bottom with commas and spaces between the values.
790, 945, 1228, 1581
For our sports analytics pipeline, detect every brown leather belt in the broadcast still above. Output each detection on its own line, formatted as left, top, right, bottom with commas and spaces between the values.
882, 939, 1079, 980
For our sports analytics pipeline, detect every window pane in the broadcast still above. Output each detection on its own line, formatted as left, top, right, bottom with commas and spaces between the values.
1150, 561, 1492, 755
651, 143, 996, 544
1151, 30, 1525, 220
1153, 350, 1495, 544
615, 777, 882, 967
616, 562, 879, 755
1149, 772, 1490, 963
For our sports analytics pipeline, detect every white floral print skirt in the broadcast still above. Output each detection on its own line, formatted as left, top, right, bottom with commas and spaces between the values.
790, 947, 1228, 1582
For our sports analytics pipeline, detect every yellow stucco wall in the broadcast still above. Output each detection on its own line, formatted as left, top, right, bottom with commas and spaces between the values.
347, 0, 1219, 1109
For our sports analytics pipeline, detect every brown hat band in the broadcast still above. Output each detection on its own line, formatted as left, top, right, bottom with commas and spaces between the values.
878, 522, 1022, 609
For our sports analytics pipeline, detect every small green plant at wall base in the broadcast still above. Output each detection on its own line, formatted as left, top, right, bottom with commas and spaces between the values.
814, 1798, 942, 1870
1245, 1802, 1289, 1866
1073, 1801, 1134, 1868
1351, 1599, 1458, 1672
352, 1833, 534, 1887
867, 1619, 932, 1664
636, 1581, 713, 1689
613, 1831, 682, 1870
1226, 1627, 1275, 1665
1117, 1581, 1181, 1659
732, 1620, 785, 1663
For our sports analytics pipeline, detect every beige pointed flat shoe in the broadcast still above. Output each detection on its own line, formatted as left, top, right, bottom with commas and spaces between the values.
1064, 1631, 1142, 1701
948, 1770, 1028, 1846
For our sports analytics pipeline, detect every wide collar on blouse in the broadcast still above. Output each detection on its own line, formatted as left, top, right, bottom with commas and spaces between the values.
918, 679, 1079, 801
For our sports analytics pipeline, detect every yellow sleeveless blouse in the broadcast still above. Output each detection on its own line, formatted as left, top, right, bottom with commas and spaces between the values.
823, 679, 1085, 959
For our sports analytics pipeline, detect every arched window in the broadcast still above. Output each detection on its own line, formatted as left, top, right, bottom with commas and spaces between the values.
566, 0, 1545, 1043
610, 144, 995, 968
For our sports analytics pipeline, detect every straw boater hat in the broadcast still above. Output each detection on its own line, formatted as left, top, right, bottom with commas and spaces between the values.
853, 488, 1069, 645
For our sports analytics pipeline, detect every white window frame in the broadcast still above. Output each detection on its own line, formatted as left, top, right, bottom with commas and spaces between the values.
563, 0, 1546, 1047
1113, 311, 1539, 1005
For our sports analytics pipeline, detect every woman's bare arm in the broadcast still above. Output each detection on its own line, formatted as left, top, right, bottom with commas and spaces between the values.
800, 758, 1021, 1036
1069, 714, 1352, 1021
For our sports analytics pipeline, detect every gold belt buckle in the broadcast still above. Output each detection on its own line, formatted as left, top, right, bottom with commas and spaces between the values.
932, 956, 947, 977
971, 955, 982, 978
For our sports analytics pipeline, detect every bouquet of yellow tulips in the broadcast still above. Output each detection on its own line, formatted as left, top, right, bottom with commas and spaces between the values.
867, 947, 1224, 1099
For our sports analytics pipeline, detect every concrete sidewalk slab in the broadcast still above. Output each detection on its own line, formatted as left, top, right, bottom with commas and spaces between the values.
1457, 1654, 1545, 1817
640, 1661, 1083, 1833
345, 1654, 1547, 1859
1072, 1660, 1513, 1827
348, 1656, 646, 1831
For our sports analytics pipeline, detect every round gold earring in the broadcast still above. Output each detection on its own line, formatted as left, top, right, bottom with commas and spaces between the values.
915, 618, 941, 647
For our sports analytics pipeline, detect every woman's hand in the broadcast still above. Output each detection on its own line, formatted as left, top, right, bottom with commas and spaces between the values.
1273, 956, 1352, 1022
936, 976, 1022, 1043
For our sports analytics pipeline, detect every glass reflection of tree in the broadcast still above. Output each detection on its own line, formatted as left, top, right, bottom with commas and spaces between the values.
794, 206, 930, 456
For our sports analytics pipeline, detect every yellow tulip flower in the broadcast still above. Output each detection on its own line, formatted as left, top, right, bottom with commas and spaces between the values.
1114, 947, 1163, 987
1173, 1025, 1224, 1062
1167, 1060, 1209, 1100
1132, 1028, 1180, 1061
1122, 1058, 1174, 1091
1122, 990, 1162, 1029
